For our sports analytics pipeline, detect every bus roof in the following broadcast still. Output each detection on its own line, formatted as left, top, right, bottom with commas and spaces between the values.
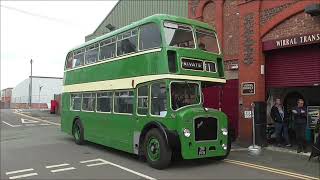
69, 14, 215, 52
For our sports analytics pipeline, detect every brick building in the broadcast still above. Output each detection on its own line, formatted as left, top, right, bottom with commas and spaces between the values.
189, 0, 320, 145
1, 88, 13, 109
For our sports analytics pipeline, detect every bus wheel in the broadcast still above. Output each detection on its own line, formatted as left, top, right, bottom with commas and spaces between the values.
73, 120, 84, 145
143, 129, 172, 169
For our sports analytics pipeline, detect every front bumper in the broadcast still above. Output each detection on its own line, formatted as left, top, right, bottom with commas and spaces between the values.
180, 133, 228, 159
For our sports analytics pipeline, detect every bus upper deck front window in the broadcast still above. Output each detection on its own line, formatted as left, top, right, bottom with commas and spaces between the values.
171, 82, 200, 110
164, 22, 194, 48
196, 29, 220, 54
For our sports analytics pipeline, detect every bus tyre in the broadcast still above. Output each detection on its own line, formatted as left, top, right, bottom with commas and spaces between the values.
213, 135, 231, 161
73, 120, 85, 145
144, 129, 172, 169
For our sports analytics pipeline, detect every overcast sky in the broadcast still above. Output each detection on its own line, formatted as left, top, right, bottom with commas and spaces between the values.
1, 1, 118, 89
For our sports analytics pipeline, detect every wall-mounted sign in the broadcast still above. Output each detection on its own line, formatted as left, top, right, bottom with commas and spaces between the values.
181, 58, 203, 71
241, 82, 255, 95
244, 110, 252, 118
307, 106, 320, 129
263, 32, 320, 51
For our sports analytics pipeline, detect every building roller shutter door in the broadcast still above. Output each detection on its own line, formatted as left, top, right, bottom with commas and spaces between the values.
265, 44, 320, 88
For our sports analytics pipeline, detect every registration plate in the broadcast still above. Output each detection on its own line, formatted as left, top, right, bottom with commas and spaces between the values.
198, 147, 207, 156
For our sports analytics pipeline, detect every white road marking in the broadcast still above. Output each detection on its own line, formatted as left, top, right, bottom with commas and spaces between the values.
25, 124, 36, 127
80, 158, 156, 180
39, 123, 51, 126
2, 121, 21, 128
13, 112, 60, 126
50, 167, 76, 173
80, 159, 102, 163
45, 163, 70, 169
21, 118, 39, 124
87, 162, 108, 167
6, 168, 34, 175
9, 173, 38, 179
80, 158, 108, 167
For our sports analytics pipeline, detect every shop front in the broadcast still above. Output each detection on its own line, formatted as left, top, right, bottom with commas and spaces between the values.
263, 32, 320, 144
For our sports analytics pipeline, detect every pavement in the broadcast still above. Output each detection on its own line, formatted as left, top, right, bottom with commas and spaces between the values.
1, 109, 319, 179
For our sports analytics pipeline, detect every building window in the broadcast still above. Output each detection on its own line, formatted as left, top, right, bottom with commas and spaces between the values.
151, 82, 167, 116
114, 91, 133, 114
85, 43, 99, 64
99, 37, 116, 60
73, 48, 85, 68
71, 93, 81, 110
137, 85, 148, 115
139, 23, 161, 50
117, 29, 138, 56
82, 93, 96, 111
97, 92, 113, 112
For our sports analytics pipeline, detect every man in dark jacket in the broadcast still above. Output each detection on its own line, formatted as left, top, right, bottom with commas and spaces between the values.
271, 98, 291, 147
292, 99, 307, 153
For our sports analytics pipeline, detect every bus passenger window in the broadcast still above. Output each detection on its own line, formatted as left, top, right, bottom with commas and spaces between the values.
82, 93, 96, 111
117, 30, 137, 56
114, 91, 134, 114
73, 49, 84, 68
137, 85, 148, 115
65, 53, 73, 69
151, 82, 167, 117
99, 38, 116, 60
97, 92, 113, 112
164, 22, 194, 48
139, 23, 161, 50
85, 44, 99, 64
71, 94, 81, 110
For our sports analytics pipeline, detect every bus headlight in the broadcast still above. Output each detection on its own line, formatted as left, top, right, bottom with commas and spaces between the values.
222, 144, 227, 150
183, 128, 191, 138
221, 128, 228, 136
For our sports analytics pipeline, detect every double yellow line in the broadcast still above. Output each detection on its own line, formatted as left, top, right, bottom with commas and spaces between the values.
225, 159, 319, 180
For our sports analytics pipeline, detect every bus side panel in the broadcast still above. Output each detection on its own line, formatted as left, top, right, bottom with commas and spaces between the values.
61, 93, 73, 135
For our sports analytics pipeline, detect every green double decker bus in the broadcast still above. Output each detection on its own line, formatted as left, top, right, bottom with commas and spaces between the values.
62, 14, 230, 169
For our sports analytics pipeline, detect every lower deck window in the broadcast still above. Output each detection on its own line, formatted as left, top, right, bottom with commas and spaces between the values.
82, 93, 96, 111
151, 82, 167, 116
114, 91, 133, 114
97, 92, 113, 112
71, 94, 81, 110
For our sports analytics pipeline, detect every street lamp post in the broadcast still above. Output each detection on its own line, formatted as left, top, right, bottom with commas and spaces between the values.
29, 59, 33, 109
39, 85, 43, 109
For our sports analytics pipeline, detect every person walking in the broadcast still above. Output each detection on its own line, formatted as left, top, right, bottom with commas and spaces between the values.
271, 98, 291, 147
292, 99, 308, 153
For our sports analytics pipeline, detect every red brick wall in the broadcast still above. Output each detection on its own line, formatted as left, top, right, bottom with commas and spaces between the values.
189, 0, 319, 144
262, 12, 320, 41
223, 0, 240, 60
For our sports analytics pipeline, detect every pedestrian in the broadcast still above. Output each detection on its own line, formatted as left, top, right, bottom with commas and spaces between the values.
292, 99, 307, 153
270, 98, 291, 147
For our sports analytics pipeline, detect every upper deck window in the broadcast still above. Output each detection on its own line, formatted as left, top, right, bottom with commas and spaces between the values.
73, 48, 85, 68
99, 37, 116, 60
65, 52, 73, 69
85, 43, 99, 64
139, 23, 161, 50
117, 29, 138, 56
196, 29, 220, 54
164, 22, 194, 48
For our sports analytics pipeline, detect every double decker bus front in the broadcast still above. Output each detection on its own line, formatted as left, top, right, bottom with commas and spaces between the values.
169, 80, 229, 159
